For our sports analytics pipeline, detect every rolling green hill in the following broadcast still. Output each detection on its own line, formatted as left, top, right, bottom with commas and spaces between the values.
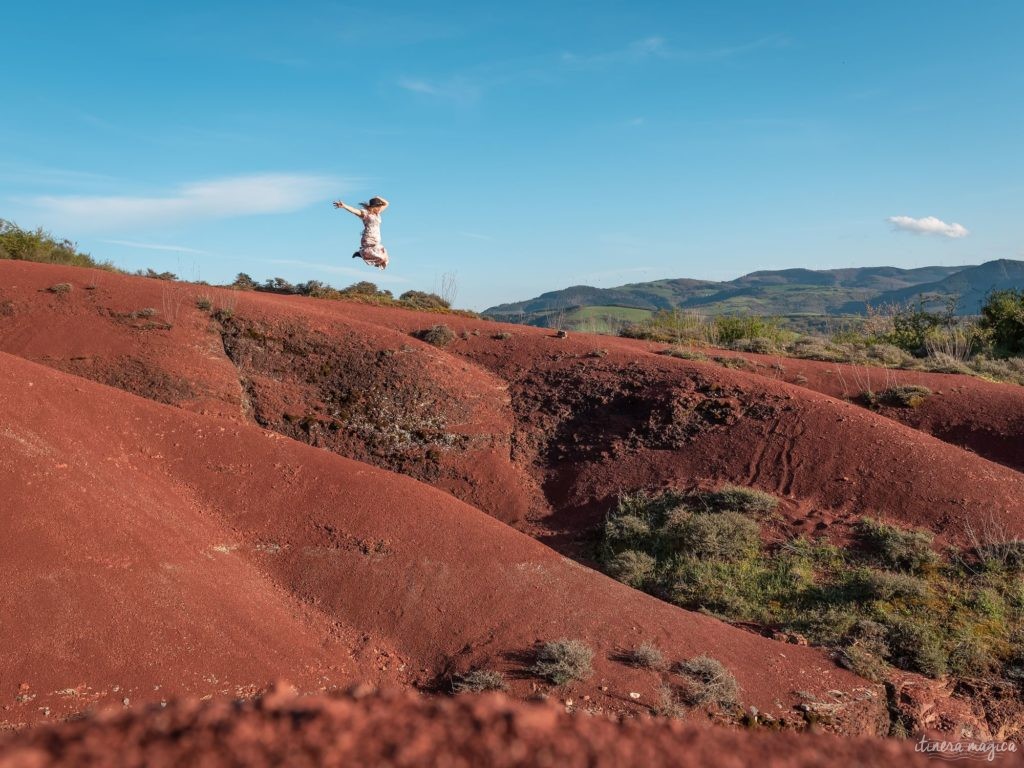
484, 261, 1024, 330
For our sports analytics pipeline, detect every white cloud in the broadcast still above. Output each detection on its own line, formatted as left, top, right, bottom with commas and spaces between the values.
25, 173, 340, 231
561, 36, 669, 67
397, 76, 481, 104
887, 215, 970, 239
561, 34, 787, 68
102, 239, 207, 254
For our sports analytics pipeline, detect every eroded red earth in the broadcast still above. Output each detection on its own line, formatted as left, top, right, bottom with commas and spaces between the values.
2, 261, 1023, 762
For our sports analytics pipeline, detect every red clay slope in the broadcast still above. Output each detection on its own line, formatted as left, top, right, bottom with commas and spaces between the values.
699, 345, 1024, 474
175, 286, 1024, 543
458, 342, 1024, 543
0, 261, 246, 420
221, 280, 1024, 473
3, 261, 1022, 545
0, 261, 539, 524
0, 362, 403, 728
0, 688, 948, 768
0, 353, 888, 733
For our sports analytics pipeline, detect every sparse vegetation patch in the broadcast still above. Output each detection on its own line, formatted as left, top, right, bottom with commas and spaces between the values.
599, 490, 1024, 690
451, 669, 507, 694
675, 655, 740, 709
627, 643, 665, 670
414, 324, 456, 348
531, 639, 594, 685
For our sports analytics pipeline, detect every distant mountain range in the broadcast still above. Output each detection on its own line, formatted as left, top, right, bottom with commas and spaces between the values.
484, 259, 1024, 331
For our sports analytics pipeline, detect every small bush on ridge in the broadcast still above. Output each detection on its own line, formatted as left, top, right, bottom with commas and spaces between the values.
532, 639, 594, 685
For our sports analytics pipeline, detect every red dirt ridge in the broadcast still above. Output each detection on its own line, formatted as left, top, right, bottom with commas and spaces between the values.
0, 686, 947, 768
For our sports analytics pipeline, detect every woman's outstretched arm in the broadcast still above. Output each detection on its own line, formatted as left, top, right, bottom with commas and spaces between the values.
333, 201, 364, 218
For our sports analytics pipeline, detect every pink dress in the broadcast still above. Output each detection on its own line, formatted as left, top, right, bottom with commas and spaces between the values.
356, 211, 389, 270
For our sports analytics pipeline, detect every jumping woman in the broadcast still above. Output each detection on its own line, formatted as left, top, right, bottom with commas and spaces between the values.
334, 196, 390, 270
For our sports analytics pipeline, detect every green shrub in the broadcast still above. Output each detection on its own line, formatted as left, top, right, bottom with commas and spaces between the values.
856, 518, 937, 574
138, 268, 177, 281
713, 355, 753, 370
705, 485, 779, 515
675, 656, 740, 709
714, 315, 784, 346
652, 684, 686, 718
976, 540, 1024, 571
793, 606, 860, 646
658, 347, 707, 360
884, 297, 956, 354
979, 289, 1024, 356
605, 550, 657, 588
0, 219, 114, 270
231, 273, 259, 290
599, 493, 1023, 690
970, 587, 1006, 619
603, 513, 652, 551
620, 309, 714, 344
47, 282, 72, 294
838, 645, 888, 682
451, 669, 507, 693
660, 510, 760, 562
730, 337, 777, 354
847, 618, 891, 656
196, 296, 213, 311
399, 290, 451, 311
866, 344, 911, 366
887, 620, 948, 678
340, 280, 386, 296
670, 558, 757, 618
790, 338, 853, 362
948, 634, 1001, 677
532, 640, 594, 685
920, 353, 973, 375
415, 324, 456, 348
968, 355, 1024, 386
844, 568, 930, 602
627, 643, 665, 670
878, 385, 932, 408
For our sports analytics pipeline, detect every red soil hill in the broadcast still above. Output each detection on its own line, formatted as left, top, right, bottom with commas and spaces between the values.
2, 262, 1021, 552
0, 353, 888, 733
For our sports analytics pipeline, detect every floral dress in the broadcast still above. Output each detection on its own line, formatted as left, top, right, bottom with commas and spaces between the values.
355, 211, 389, 269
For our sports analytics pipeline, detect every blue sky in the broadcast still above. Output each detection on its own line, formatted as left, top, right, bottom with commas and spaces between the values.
2, 1, 1022, 310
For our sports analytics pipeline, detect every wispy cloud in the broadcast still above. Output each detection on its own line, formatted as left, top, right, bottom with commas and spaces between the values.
690, 34, 791, 61
561, 36, 670, 67
24, 173, 341, 231
397, 76, 482, 104
0, 165, 118, 190
561, 34, 788, 69
102, 239, 207, 254
397, 34, 786, 105
887, 215, 969, 239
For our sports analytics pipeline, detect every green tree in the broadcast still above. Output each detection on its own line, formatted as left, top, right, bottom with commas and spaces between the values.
979, 289, 1024, 356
